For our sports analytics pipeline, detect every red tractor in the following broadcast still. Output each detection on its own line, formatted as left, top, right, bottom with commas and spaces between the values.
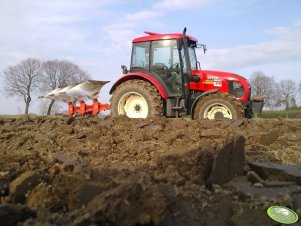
109, 28, 263, 119
41, 28, 263, 119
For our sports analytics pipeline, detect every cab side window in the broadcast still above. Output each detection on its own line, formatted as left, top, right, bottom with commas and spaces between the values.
131, 42, 149, 69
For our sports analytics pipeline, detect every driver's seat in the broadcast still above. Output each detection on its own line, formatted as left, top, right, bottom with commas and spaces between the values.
150, 63, 167, 71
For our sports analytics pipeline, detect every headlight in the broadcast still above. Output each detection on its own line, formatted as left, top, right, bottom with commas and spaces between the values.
228, 81, 245, 98
233, 81, 242, 89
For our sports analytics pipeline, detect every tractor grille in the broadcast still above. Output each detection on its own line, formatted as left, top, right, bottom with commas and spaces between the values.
227, 81, 245, 98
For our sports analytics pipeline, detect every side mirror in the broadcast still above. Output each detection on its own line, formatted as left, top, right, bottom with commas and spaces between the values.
121, 65, 128, 74
203, 44, 207, 54
197, 44, 207, 54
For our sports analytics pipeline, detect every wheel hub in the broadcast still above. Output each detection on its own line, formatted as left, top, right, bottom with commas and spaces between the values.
134, 104, 141, 113
118, 92, 148, 118
204, 103, 232, 119
214, 111, 224, 119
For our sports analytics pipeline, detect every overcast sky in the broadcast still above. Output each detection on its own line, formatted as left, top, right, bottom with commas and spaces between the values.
0, 0, 300, 114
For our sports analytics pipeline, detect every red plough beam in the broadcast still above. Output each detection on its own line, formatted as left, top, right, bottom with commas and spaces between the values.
68, 100, 110, 116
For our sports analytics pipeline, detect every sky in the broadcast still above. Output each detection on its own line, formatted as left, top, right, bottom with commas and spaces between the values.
0, 0, 300, 114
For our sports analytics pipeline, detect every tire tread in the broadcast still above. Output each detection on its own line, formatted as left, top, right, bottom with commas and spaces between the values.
110, 80, 163, 117
194, 92, 244, 120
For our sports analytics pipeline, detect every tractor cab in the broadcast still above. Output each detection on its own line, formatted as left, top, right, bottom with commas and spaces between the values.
131, 39, 183, 96
129, 32, 199, 99
118, 30, 203, 117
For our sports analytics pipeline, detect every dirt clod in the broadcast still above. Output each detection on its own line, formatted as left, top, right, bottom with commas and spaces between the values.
9, 171, 47, 204
208, 135, 245, 184
0, 204, 36, 226
249, 162, 301, 184
0, 116, 301, 226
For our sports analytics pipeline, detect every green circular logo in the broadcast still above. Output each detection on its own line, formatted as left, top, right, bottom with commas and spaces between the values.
267, 206, 299, 224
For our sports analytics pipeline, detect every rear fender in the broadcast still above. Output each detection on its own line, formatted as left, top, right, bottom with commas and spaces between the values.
109, 73, 168, 99
190, 89, 219, 119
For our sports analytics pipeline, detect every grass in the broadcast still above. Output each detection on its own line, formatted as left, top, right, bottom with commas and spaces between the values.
0, 114, 62, 119
2, 109, 301, 119
0, 114, 27, 118
256, 109, 301, 119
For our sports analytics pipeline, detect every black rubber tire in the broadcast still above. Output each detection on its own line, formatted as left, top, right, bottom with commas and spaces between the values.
194, 92, 244, 120
244, 105, 253, 119
110, 80, 163, 118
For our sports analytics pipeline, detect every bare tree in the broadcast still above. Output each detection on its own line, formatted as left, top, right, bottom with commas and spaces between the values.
40, 60, 90, 115
38, 99, 62, 115
275, 80, 297, 110
2, 58, 42, 114
249, 71, 277, 109
299, 81, 301, 105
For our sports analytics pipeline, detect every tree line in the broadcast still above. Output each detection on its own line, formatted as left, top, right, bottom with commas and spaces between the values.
2, 58, 90, 115
250, 71, 301, 110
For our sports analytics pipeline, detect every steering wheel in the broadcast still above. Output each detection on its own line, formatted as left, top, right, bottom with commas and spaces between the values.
170, 63, 180, 74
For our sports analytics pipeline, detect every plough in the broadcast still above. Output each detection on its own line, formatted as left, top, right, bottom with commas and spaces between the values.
40, 80, 110, 116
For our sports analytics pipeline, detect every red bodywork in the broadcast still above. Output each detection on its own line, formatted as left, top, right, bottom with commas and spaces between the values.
110, 72, 168, 99
110, 70, 250, 102
191, 70, 250, 102
133, 33, 198, 43
68, 100, 110, 116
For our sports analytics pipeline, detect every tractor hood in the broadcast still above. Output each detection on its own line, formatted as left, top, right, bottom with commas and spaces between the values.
199, 70, 248, 82
190, 69, 250, 102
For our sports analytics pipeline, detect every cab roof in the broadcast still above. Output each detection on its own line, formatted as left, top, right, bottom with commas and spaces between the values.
132, 32, 198, 43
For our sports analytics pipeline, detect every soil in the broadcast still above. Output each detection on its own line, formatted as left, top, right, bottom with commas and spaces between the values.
0, 115, 301, 226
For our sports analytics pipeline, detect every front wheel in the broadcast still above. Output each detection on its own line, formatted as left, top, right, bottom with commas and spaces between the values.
110, 80, 163, 118
194, 93, 244, 120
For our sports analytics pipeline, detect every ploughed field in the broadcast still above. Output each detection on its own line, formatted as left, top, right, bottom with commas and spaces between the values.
0, 115, 301, 226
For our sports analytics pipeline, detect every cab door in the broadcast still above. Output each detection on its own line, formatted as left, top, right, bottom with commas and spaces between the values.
150, 39, 183, 97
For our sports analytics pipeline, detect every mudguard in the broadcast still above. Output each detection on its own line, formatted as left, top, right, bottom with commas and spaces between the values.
190, 89, 219, 119
109, 73, 168, 99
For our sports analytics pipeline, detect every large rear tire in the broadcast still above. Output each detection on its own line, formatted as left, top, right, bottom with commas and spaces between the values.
194, 92, 244, 120
110, 80, 163, 118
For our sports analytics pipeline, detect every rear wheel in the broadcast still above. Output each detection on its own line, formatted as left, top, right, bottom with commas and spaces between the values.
194, 93, 244, 120
110, 80, 163, 118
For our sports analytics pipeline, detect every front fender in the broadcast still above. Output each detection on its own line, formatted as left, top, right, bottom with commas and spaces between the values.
190, 89, 219, 119
109, 73, 168, 99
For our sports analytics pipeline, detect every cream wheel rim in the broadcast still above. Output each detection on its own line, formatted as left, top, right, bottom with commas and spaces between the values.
118, 92, 148, 118
203, 103, 232, 119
